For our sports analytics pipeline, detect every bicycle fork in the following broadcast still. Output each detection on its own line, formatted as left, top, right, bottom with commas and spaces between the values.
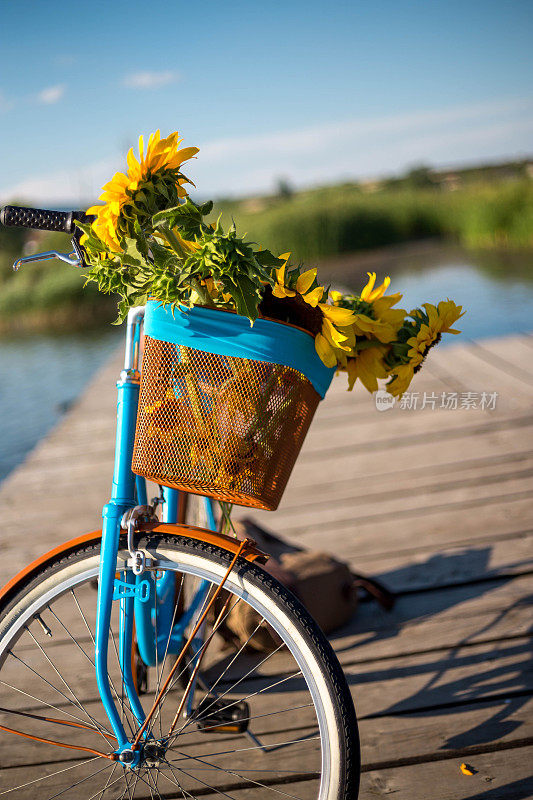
94, 307, 216, 763
95, 306, 145, 755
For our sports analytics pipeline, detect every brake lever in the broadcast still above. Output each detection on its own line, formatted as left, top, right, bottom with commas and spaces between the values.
13, 249, 81, 271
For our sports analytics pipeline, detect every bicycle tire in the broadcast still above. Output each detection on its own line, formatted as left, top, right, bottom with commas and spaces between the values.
0, 533, 360, 799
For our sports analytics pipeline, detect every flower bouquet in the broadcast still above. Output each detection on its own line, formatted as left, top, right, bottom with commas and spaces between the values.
78, 130, 464, 509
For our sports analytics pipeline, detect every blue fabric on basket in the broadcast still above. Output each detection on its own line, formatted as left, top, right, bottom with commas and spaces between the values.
144, 300, 335, 398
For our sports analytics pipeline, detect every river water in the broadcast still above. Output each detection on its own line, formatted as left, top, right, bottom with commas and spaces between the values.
0, 328, 122, 482
0, 243, 531, 483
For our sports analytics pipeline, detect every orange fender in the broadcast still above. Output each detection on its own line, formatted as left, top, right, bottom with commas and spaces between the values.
0, 523, 266, 608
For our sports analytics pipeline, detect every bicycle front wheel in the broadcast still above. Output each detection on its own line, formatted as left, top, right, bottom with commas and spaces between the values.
0, 533, 359, 799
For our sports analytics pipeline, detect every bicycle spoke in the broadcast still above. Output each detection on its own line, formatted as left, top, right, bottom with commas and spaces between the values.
23, 625, 112, 743
145, 767, 164, 800
167, 748, 307, 800
167, 609, 269, 736
153, 573, 185, 706
70, 588, 95, 644
151, 573, 162, 741
160, 760, 198, 800
88, 762, 119, 800
0, 677, 110, 732
147, 581, 218, 733
170, 733, 320, 762
150, 588, 247, 736
43, 761, 113, 800
175, 765, 241, 800
0, 756, 101, 797
69, 587, 137, 742
173, 702, 315, 744
171, 648, 295, 740
125, 768, 136, 800
5, 649, 113, 741
150, 593, 243, 737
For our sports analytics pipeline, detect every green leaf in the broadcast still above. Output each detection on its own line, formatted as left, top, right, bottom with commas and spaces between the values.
254, 249, 280, 269
152, 206, 184, 228
222, 274, 261, 323
198, 200, 214, 216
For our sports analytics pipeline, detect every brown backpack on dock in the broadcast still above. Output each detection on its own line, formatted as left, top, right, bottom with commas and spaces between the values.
219, 519, 394, 653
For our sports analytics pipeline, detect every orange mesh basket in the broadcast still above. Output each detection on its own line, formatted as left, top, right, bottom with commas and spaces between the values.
131, 336, 321, 510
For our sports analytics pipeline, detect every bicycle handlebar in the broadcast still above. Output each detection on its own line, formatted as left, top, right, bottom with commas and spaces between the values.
0, 205, 89, 234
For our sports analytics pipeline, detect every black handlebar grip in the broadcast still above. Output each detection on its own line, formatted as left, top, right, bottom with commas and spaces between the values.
0, 205, 87, 234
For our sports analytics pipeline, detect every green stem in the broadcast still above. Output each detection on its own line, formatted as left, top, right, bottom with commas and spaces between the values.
161, 226, 214, 308
161, 225, 187, 259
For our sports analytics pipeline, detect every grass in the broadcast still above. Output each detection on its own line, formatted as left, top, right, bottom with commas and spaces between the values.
215, 179, 533, 263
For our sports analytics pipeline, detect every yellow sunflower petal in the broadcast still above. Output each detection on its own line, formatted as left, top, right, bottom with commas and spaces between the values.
360, 272, 376, 301
322, 317, 350, 350
387, 364, 415, 397
346, 359, 358, 391
302, 286, 325, 307
273, 284, 295, 299
296, 268, 317, 295
319, 304, 357, 325
126, 147, 141, 175
367, 276, 390, 302
315, 333, 337, 368
172, 145, 200, 164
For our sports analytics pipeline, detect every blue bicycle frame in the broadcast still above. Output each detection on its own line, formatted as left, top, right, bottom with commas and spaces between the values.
94, 306, 213, 755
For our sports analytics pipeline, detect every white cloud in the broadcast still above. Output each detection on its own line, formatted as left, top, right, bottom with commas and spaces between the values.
1, 97, 532, 205
123, 71, 179, 89
37, 84, 65, 105
188, 97, 533, 196
0, 156, 120, 206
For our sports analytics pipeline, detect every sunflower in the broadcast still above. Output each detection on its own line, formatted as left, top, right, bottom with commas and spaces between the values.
272, 254, 324, 306
344, 345, 389, 392
385, 299, 464, 397
332, 273, 406, 344
406, 299, 464, 362
86, 130, 199, 252
271, 254, 356, 368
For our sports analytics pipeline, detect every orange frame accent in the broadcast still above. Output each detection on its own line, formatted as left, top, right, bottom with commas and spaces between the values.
0, 524, 266, 608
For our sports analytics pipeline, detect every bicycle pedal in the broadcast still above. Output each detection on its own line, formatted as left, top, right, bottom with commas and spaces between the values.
193, 697, 249, 734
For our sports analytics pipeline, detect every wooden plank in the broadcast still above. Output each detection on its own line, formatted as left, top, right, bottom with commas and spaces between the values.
358, 696, 533, 775
422, 343, 533, 409
468, 337, 533, 386
284, 419, 533, 491
361, 746, 533, 799
346, 638, 533, 719
251, 475, 533, 542
330, 576, 533, 662
341, 533, 533, 592
251, 495, 533, 555
277, 450, 533, 510
262, 465, 533, 531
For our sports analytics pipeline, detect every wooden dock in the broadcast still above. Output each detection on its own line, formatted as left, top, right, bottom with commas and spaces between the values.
0, 332, 532, 798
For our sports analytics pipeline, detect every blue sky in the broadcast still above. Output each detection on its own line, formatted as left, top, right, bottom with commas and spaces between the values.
0, 0, 531, 205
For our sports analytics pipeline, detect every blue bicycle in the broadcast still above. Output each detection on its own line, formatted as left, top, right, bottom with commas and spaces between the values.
0, 205, 359, 799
